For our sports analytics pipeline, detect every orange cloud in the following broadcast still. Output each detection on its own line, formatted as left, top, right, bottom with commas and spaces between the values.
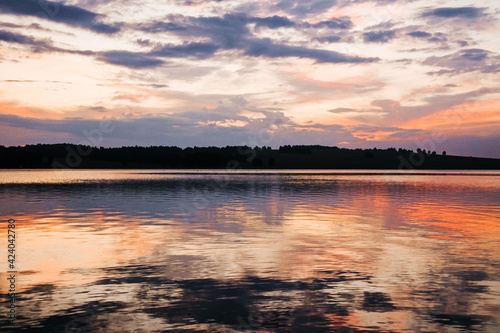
404, 98, 500, 135
0, 100, 60, 119
352, 129, 401, 141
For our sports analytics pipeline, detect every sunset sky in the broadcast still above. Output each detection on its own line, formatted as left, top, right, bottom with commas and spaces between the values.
1, 0, 499, 157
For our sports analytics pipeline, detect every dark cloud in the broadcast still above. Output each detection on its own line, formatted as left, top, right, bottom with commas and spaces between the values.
428, 32, 447, 43
0, 110, 359, 148
151, 42, 219, 59
327, 107, 357, 113
136, 38, 153, 47
139, 84, 169, 89
407, 31, 432, 38
130, 13, 375, 65
460, 49, 488, 61
424, 49, 500, 75
182, 0, 224, 5
313, 17, 353, 29
2, 106, 499, 157
138, 21, 186, 33
0, 0, 121, 34
276, 0, 337, 17
422, 7, 487, 19
152, 13, 294, 47
363, 30, 395, 43
315, 35, 342, 43
0, 30, 41, 45
244, 38, 378, 63
98, 51, 165, 69
337, 0, 398, 5
0, 113, 101, 134
403, 30, 449, 48
0, 22, 23, 29
0, 29, 94, 55
250, 15, 295, 29
88, 106, 107, 113
192, 13, 250, 49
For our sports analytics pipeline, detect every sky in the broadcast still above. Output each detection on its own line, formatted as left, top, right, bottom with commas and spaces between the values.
0, 0, 499, 158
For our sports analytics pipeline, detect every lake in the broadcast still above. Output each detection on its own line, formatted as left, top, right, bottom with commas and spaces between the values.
1, 170, 499, 332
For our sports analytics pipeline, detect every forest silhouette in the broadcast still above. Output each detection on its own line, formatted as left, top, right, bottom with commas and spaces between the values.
1, 144, 499, 169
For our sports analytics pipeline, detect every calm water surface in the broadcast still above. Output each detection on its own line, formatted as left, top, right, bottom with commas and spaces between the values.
1, 170, 500, 332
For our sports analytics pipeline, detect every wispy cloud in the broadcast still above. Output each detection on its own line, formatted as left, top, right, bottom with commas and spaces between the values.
424, 49, 500, 75
251, 15, 295, 29
275, 0, 337, 18
0, 29, 93, 55
407, 31, 432, 38
363, 30, 396, 43
0, 30, 50, 48
244, 38, 378, 63
127, 13, 376, 66
98, 51, 165, 69
422, 7, 487, 19
151, 42, 219, 59
311, 17, 353, 29
0, 0, 121, 34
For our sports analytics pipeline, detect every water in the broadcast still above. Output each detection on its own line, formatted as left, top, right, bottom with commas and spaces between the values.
0, 170, 499, 332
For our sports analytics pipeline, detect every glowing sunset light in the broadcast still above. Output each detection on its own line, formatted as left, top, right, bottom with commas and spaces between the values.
0, 0, 499, 157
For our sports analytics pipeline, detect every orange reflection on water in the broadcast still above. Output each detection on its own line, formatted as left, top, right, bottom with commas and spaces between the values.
1, 170, 500, 331
0, 213, 181, 292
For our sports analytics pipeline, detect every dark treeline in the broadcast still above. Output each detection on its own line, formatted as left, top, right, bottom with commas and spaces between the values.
1, 144, 499, 169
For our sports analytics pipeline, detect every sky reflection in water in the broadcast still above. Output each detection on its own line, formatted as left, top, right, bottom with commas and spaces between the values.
0, 170, 499, 332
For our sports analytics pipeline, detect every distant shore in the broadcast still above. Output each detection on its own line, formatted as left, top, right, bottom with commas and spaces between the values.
1, 144, 500, 170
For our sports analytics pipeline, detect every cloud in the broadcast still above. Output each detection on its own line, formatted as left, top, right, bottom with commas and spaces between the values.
243, 38, 378, 63
407, 31, 432, 38
137, 21, 186, 33
0, 29, 95, 56
312, 17, 353, 29
330, 88, 498, 125
191, 13, 250, 49
428, 32, 447, 43
250, 15, 295, 29
276, 0, 337, 17
98, 51, 165, 69
151, 42, 219, 59
0, 102, 359, 148
423, 49, 500, 75
2, 79, 72, 84
369, 88, 498, 123
0, 0, 121, 34
315, 35, 342, 43
460, 49, 488, 61
0, 30, 42, 45
0, 22, 23, 29
2, 103, 499, 157
404, 30, 448, 45
89, 106, 107, 113
129, 13, 376, 65
422, 7, 487, 19
337, 0, 399, 5
327, 107, 357, 113
363, 30, 396, 43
